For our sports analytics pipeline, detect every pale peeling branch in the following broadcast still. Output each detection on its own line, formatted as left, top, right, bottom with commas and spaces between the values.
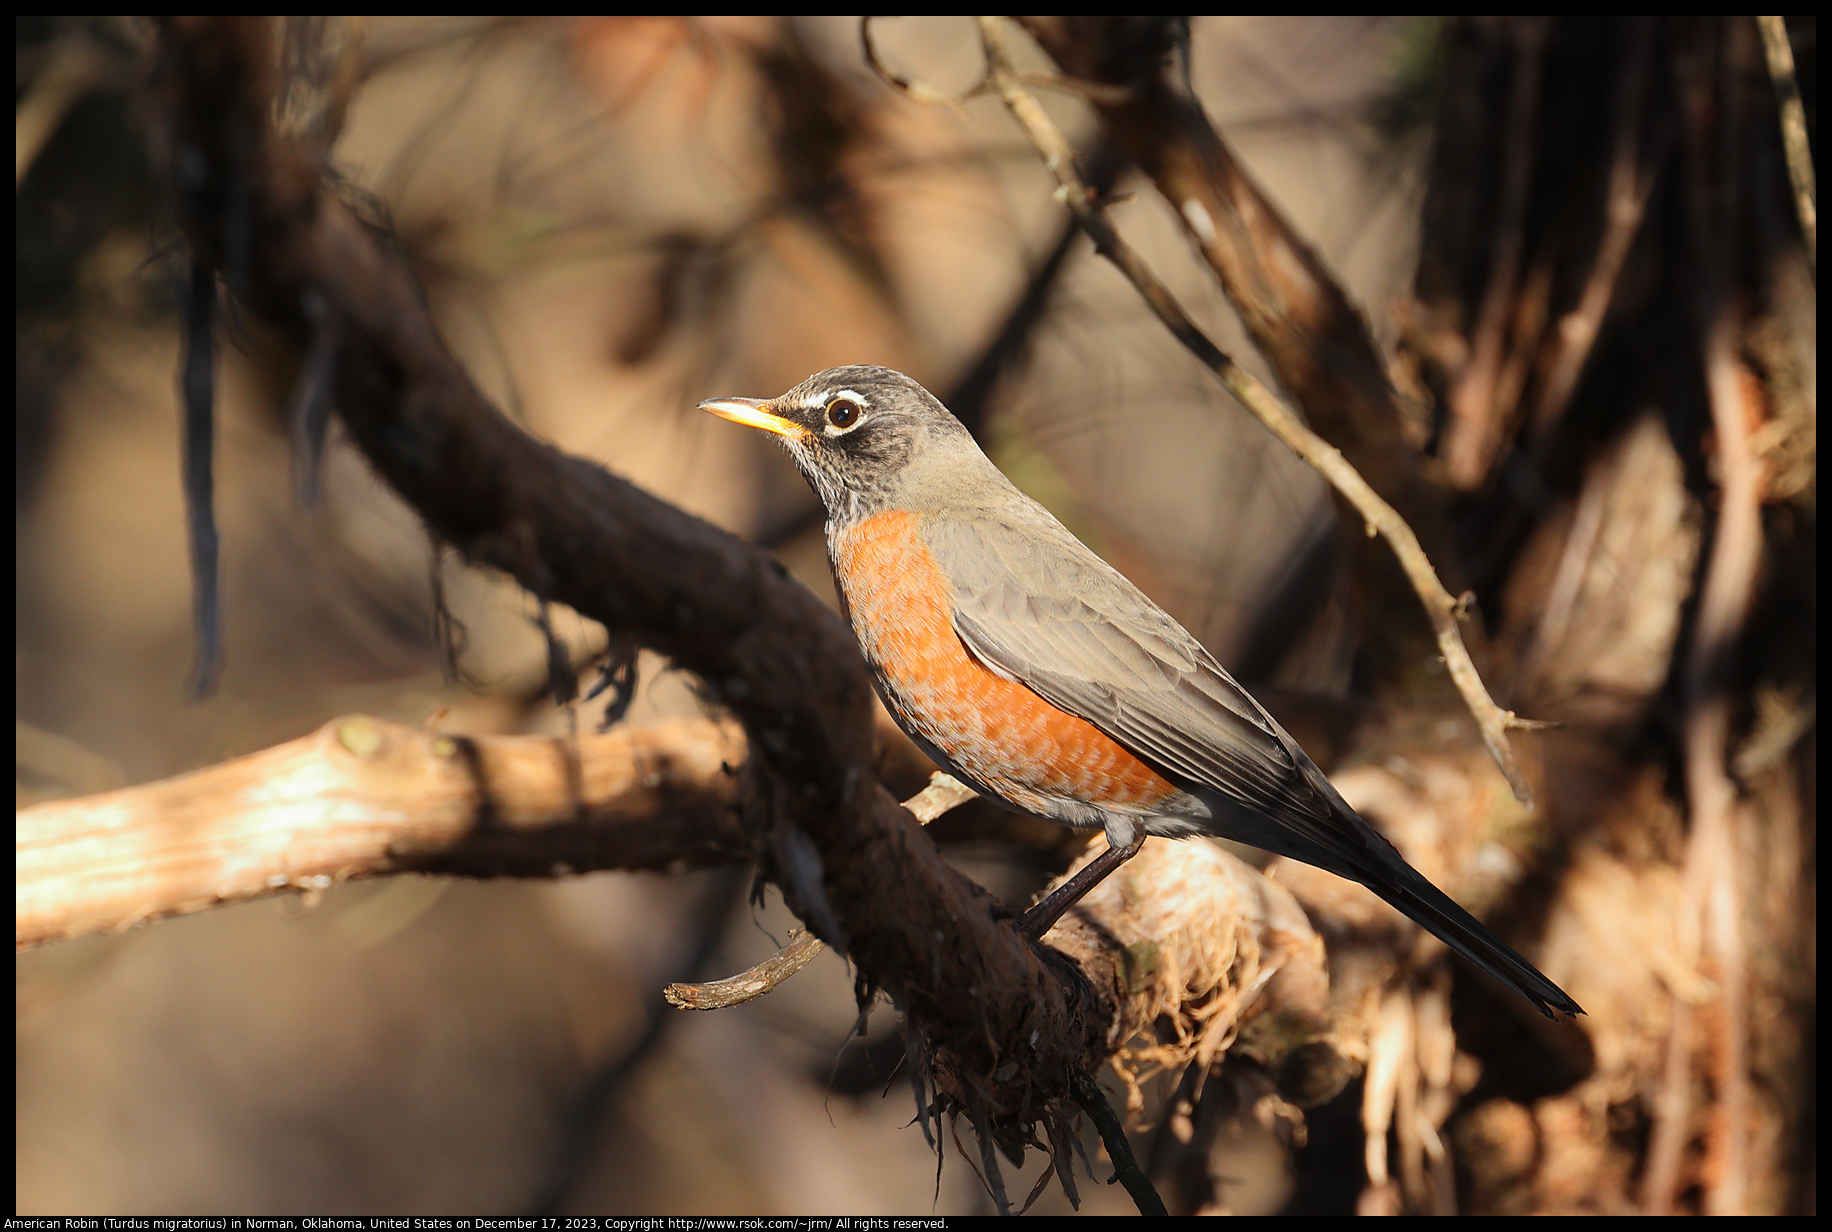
16, 715, 753, 951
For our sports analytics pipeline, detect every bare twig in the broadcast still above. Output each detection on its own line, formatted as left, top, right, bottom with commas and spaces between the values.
1756, 16, 1816, 274
964, 16, 1545, 804
663, 927, 828, 1010
665, 772, 978, 1009
1068, 1066, 1168, 1216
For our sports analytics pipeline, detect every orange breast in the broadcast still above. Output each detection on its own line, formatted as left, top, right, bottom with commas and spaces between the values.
829, 510, 1181, 816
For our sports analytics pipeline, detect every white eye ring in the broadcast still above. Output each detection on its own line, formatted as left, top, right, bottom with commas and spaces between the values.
824, 395, 865, 431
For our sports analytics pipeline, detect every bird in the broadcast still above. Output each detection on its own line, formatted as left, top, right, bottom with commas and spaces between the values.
700, 365, 1582, 1019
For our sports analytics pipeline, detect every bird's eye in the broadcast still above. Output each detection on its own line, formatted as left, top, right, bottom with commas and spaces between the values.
825, 397, 863, 430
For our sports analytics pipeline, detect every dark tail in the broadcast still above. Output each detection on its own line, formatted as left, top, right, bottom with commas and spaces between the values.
1365, 856, 1582, 1019
1193, 764, 1583, 1018
1234, 780, 1584, 1017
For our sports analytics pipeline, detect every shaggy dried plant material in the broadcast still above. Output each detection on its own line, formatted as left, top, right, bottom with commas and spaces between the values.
1039, 836, 1329, 1120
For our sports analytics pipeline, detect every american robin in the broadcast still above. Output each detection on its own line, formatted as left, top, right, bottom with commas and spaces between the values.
701, 365, 1581, 1019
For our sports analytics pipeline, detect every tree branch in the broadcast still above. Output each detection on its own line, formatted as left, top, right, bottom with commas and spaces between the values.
17, 715, 751, 950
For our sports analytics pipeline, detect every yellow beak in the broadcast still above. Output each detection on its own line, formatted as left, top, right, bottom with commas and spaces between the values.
697, 397, 808, 439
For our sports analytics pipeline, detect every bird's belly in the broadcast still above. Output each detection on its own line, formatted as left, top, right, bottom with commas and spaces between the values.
829, 511, 1183, 818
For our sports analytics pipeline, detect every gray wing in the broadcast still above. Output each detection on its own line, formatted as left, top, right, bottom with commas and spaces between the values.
926, 507, 1587, 1020
924, 510, 1341, 826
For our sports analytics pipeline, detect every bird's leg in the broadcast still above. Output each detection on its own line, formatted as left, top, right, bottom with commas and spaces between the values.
1017, 828, 1146, 938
